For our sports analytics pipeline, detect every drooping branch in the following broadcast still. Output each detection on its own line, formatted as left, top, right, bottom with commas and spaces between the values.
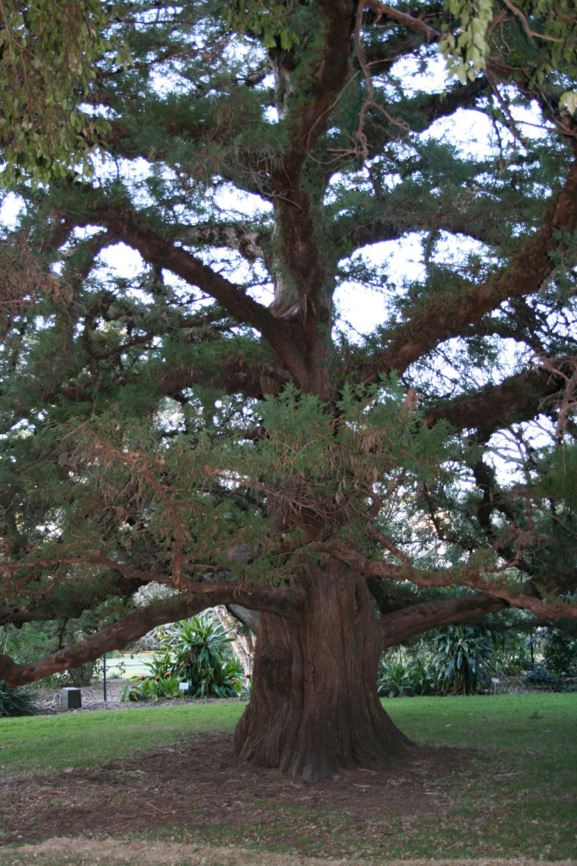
0, 572, 145, 627
0, 582, 304, 687
0, 555, 172, 591
381, 593, 508, 648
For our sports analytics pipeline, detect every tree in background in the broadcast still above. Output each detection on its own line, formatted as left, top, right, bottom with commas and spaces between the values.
1, 0, 577, 780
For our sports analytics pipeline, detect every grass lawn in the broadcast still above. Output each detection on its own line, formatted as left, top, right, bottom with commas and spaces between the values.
1, 693, 576, 863
383, 693, 577, 859
0, 700, 243, 772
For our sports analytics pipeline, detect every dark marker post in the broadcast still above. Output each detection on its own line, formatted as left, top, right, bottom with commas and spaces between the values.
103, 652, 108, 703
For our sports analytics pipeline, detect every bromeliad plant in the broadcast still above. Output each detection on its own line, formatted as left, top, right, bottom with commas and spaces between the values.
122, 614, 243, 702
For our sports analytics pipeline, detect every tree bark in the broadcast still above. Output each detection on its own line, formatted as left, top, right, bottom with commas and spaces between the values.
234, 562, 415, 781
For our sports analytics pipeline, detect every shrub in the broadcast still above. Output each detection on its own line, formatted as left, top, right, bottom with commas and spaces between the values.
122, 614, 243, 702
431, 625, 495, 695
522, 664, 559, 690
122, 673, 182, 702
543, 629, 577, 677
159, 614, 243, 699
378, 651, 435, 697
0, 681, 39, 717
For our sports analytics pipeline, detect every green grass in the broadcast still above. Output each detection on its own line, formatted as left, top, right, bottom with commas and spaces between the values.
0, 701, 244, 772
382, 692, 577, 860
1, 693, 576, 861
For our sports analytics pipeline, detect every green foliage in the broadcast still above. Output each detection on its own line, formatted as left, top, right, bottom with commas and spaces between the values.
0, 0, 118, 182
379, 625, 498, 697
543, 628, 577, 677
122, 614, 243, 702
537, 445, 577, 511
440, 0, 577, 106
432, 625, 495, 695
378, 651, 435, 697
0, 681, 38, 717
441, 0, 494, 82
122, 672, 182, 702
161, 614, 243, 699
224, 0, 304, 50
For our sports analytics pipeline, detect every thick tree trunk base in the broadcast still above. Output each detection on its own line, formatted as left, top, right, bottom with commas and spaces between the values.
234, 565, 416, 781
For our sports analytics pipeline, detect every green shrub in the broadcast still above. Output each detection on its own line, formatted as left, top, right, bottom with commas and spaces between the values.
432, 625, 495, 695
122, 614, 243, 702
163, 614, 243, 699
379, 625, 496, 698
0, 681, 39, 717
122, 673, 182, 702
543, 629, 577, 677
378, 651, 435, 697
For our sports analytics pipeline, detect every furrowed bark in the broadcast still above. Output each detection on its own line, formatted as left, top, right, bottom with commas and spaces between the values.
234, 561, 415, 781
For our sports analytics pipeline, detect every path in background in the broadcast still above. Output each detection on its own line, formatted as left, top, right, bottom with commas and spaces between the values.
104, 651, 156, 679
34, 681, 126, 713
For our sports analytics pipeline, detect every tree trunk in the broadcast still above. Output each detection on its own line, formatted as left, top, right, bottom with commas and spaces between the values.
233, 563, 415, 781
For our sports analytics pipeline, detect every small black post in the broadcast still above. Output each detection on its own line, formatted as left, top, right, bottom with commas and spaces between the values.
103, 652, 108, 703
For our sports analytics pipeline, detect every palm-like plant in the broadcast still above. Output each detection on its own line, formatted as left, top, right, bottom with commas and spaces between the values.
160, 614, 243, 698
432, 626, 495, 695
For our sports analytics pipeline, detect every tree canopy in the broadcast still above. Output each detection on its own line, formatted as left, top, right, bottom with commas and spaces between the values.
0, 0, 576, 779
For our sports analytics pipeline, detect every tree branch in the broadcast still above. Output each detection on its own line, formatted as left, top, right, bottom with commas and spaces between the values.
86, 204, 310, 388
381, 593, 508, 648
363, 159, 577, 379
425, 359, 575, 436
364, 1, 439, 42
319, 542, 577, 621
334, 194, 505, 258
0, 583, 304, 687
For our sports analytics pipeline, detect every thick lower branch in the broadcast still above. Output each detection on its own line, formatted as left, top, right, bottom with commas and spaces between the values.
381, 593, 508, 648
0, 583, 303, 687
425, 360, 574, 437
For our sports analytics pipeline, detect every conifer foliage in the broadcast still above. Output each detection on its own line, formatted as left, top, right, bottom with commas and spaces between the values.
1, 0, 576, 779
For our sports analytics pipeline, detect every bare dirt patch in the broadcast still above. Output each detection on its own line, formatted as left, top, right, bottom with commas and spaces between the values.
0, 733, 472, 856
2, 837, 574, 866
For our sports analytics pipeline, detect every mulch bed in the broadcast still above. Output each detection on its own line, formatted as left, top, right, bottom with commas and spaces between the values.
0, 733, 472, 855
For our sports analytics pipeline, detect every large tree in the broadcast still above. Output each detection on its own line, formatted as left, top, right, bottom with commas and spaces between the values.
1, 0, 577, 781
